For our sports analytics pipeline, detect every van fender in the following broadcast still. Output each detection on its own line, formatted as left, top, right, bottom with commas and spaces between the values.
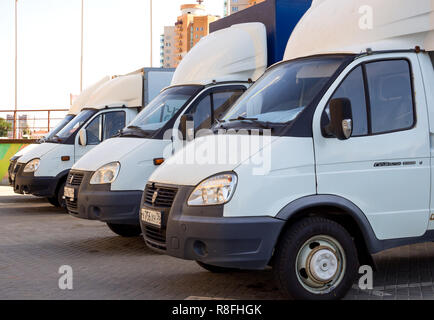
276, 194, 381, 253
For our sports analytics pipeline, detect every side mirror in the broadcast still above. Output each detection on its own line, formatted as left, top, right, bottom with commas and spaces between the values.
180, 114, 194, 140
78, 128, 87, 146
326, 98, 353, 140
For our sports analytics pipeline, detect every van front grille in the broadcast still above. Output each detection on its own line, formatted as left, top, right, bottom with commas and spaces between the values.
66, 198, 78, 214
144, 184, 177, 208
67, 171, 84, 187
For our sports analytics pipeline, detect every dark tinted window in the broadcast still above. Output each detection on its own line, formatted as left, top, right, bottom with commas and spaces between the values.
324, 66, 368, 136
366, 60, 414, 134
86, 115, 102, 145
103, 111, 125, 139
212, 90, 244, 120
193, 89, 245, 131
193, 95, 212, 131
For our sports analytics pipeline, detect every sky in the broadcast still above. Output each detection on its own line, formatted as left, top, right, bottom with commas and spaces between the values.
0, 0, 225, 110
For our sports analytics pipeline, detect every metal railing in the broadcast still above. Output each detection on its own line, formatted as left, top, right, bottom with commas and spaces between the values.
0, 109, 69, 141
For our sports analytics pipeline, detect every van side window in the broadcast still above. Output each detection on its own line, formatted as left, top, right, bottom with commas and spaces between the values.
365, 60, 414, 134
86, 115, 102, 145
103, 111, 126, 140
323, 66, 368, 136
193, 95, 212, 131
212, 90, 244, 120
322, 59, 415, 138
193, 89, 245, 131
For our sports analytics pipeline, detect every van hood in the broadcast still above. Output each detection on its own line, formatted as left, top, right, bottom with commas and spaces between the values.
149, 134, 276, 186
11, 144, 38, 160
17, 143, 60, 164
72, 137, 167, 171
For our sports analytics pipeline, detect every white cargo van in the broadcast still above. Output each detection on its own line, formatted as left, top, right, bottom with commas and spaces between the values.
13, 68, 174, 208
66, 23, 266, 237
8, 76, 110, 186
141, 0, 434, 300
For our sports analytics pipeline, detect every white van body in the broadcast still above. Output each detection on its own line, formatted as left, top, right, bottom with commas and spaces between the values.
66, 23, 267, 238
143, 0, 434, 300
12, 68, 174, 208
8, 76, 111, 185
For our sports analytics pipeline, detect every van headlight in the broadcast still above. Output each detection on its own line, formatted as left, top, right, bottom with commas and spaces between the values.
90, 162, 120, 184
23, 159, 40, 173
188, 173, 237, 206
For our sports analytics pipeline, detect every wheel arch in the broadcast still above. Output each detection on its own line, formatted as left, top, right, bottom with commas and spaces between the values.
54, 169, 70, 193
275, 195, 380, 267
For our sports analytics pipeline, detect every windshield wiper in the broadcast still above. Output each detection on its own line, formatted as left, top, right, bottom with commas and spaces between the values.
229, 116, 272, 129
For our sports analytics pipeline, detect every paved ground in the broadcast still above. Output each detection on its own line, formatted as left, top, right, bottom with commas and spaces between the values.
1, 186, 434, 300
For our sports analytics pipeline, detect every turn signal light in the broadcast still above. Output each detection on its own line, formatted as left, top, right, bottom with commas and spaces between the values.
61, 156, 70, 161
153, 158, 164, 166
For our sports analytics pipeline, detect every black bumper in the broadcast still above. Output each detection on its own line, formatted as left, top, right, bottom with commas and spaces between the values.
141, 184, 285, 270
13, 163, 59, 197
66, 170, 142, 225
8, 159, 16, 186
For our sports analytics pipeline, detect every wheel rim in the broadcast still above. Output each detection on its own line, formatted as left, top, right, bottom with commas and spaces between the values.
295, 235, 346, 294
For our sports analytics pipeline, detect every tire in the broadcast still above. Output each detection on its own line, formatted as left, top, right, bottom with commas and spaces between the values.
106, 223, 142, 237
47, 196, 60, 207
196, 261, 235, 273
273, 217, 359, 300
47, 181, 66, 209
57, 181, 66, 209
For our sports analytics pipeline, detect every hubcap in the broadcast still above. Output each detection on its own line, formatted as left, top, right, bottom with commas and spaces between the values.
307, 247, 338, 283
295, 235, 346, 294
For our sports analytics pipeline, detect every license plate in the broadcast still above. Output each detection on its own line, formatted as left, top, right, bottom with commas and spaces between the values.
64, 186, 75, 199
141, 208, 162, 228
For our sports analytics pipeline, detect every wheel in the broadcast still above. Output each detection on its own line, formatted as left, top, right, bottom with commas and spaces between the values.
47, 181, 66, 208
273, 217, 359, 300
57, 181, 66, 209
106, 223, 142, 237
47, 196, 60, 207
196, 261, 235, 273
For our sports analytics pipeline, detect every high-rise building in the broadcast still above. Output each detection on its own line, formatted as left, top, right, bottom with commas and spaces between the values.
160, 26, 176, 68
171, 4, 219, 67
249, 0, 266, 6
226, 0, 266, 15
228, 0, 250, 14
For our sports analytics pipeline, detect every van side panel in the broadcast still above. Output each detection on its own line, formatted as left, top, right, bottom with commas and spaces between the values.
418, 53, 434, 230
223, 137, 316, 218
312, 53, 431, 240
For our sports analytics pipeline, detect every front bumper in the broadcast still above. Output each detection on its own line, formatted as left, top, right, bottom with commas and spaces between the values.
13, 163, 58, 197
66, 170, 142, 225
8, 159, 17, 186
141, 183, 285, 270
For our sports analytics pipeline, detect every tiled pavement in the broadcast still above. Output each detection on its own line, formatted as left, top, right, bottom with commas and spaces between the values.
1, 186, 434, 300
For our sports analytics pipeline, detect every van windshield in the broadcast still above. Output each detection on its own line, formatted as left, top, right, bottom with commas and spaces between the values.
52, 109, 97, 142
121, 85, 202, 137
43, 114, 75, 142
222, 56, 347, 125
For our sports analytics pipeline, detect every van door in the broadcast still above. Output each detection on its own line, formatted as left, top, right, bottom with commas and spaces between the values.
312, 53, 430, 240
74, 110, 126, 161
177, 85, 246, 141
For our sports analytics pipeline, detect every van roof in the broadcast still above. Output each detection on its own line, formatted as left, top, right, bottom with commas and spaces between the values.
69, 76, 111, 115
284, 0, 434, 61
170, 22, 267, 86
85, 74, 143, 109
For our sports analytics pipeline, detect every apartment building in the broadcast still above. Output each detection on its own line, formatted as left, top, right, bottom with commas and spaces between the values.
169, 4, 219, 67
160, 26, 176, 68
225, 0, 266, 15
